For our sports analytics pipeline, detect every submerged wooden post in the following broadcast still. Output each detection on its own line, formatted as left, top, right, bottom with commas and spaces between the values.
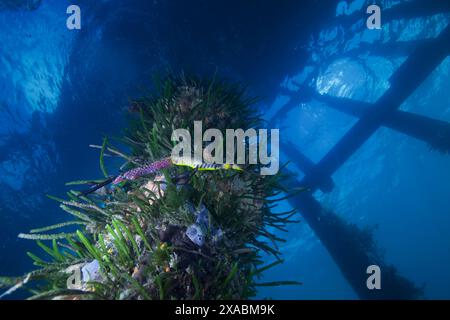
286, 188, 422, 299
280, 142, 335, 192
282, 24, 450, 299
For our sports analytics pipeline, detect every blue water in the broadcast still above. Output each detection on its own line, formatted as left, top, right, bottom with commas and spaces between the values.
1, 0, 449, 299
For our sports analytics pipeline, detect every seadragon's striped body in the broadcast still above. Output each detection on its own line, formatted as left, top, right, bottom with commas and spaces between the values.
171, 157, 243, 172
113, 158, 172, 184
112, 157, 242, 185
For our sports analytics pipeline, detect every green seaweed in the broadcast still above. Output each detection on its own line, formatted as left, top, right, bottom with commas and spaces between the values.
0, 75, 300, 300
100, 137, 109, 178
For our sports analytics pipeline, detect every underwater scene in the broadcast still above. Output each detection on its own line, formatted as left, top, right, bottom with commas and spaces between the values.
0, 0, 449, 300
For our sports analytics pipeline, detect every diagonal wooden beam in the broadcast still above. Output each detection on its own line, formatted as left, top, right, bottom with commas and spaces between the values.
301, 23, 450, 191
280, 141, 335, 192
386, 111, 450, 153
311, 93, 450, 154
344, 39, 436, 59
